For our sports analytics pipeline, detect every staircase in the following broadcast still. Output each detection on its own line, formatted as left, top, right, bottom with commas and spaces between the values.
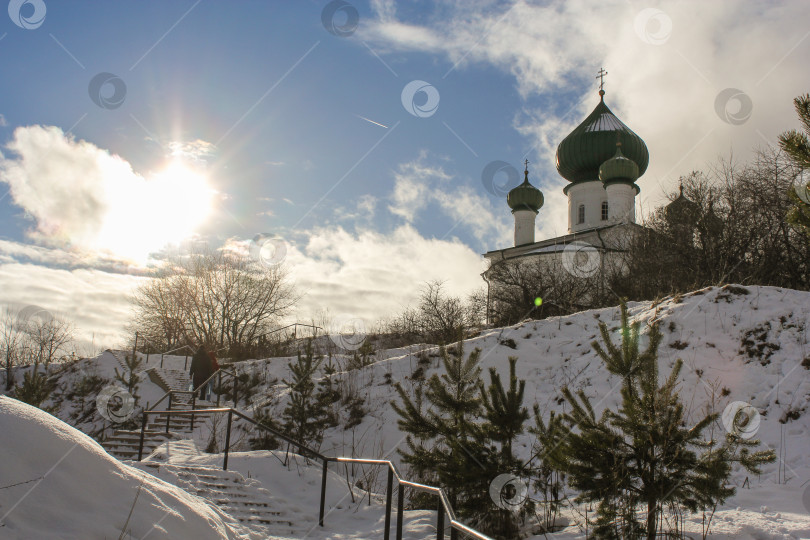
148, 367, 193, 393
134, 462, 310, 538
103, 395, 221, 459
103, 367, 218, 460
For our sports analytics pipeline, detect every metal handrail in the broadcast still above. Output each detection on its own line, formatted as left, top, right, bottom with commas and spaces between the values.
197, 367, 236, 393
136, 406, 493, 540
147, 367, 238, 413
333, 457, 492, 540
160, 344, 195, 369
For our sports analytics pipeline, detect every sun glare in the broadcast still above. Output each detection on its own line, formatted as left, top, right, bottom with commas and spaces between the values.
95, 161, 214, 263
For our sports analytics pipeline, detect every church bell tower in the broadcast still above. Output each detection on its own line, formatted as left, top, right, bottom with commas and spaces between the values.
507, 160, 544, 246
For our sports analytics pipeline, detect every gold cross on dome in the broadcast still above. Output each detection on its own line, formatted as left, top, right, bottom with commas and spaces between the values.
596, 67, 608, 91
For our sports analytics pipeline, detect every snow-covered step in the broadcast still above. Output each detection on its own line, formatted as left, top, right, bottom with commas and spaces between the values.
132, 463, 311, 537
147, 367, 193, 393
102, 429, 182, 460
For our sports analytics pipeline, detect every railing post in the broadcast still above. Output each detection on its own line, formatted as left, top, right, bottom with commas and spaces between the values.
396, 483, 404, 540
319, 459, 328, 527
165, 393, 172, 433
233, 375, 238, 407
160, 353, 164, 369
190, 395, 196, 431
384, 467, 393, 540
223, 409, 233, 471
217, 371, 222, 406
184, 354, 188, 371
436, 499, 444, 540
450, 524, 458, 540
137, 411, 147, 461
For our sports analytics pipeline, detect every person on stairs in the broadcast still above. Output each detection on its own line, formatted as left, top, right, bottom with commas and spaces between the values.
207, 349, 219, 401
190, 345, 214, 402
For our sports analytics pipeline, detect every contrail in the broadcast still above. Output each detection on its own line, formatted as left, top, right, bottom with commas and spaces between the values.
355, 114, 388, 129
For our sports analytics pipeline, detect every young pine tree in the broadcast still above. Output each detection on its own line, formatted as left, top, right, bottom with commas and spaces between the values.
114, 354, 143, 399
394, 345, 532, 540
392, 341, 483, 511
315, 355, 340, 429
779, 92, 810, 237
546, 302, 775, 540
282, 341, 326, 450
529, 408, 566, 532
468, 356, 531, 539
13, 368, 56, 410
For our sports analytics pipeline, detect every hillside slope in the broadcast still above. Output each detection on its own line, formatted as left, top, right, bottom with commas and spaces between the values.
5, 284, 810, 538
242, 284, 810, 538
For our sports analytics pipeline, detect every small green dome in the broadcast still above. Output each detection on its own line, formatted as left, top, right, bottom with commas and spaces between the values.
507, 168, 544, 212
599, 143, 639, 184
556, 93, 649, 183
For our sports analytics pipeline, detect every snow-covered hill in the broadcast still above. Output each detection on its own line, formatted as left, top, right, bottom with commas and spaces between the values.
3, 284, 810, 538
256, 285, 810, 476
238, 284, 810, 538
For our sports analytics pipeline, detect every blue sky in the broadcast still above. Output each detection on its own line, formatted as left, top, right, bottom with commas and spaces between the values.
0, 0, 807, 348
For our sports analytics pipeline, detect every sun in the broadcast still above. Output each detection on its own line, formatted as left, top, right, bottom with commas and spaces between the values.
95, 160, 214, 263
149, 161, 213, 241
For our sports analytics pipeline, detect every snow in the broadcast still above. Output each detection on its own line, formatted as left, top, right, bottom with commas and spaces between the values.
3, 284, 810, 538
139, 439, 439, 539
0, 396, 255, 539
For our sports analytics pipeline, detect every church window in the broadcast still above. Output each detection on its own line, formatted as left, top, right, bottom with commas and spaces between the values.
577, 204, 585, 224
601, 201, 609, 220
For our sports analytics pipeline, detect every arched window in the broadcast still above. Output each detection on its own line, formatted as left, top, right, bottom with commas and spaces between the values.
577, 204, 585, 224
601, 201, 609, 220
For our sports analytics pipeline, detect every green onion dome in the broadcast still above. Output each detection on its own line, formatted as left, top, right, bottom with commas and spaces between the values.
507, 167, 544, 212
556, 92, 649, 184
599, 143, 639, 185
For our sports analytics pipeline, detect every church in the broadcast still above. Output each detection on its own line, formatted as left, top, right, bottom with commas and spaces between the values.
482, 76, 656, 322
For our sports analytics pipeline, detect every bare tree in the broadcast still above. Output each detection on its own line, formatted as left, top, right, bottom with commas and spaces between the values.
1, 307, 75, 377
1, 307, 23, 390
26, 316, 75, 374
131, 249, 300, 358
487, 256, 604, 326
2, 307, 74, 407
415, 280, 467, 344
465, 287, 488, 330
615, 149, 810, 299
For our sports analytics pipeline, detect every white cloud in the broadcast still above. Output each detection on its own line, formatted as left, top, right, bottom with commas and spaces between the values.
357, 194, 376, 219
388, 153, 511, 246
362, 0, 810, 231
334, 194, 377, 223
0, 238, 152, 274
0, 125, 215, 263
0, 261, 144, 349
0, 114, 7, 127
167, 139, 216, 165
1, 221, 487, 350
286, 224, 486, 325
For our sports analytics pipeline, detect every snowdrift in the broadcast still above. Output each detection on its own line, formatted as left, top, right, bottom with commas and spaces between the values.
0, 396, 254, 539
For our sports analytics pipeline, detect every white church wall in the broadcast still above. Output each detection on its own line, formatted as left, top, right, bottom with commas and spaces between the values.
567, 181, 608, 233
606, 183, 637, 223
513, 209, 538, 246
